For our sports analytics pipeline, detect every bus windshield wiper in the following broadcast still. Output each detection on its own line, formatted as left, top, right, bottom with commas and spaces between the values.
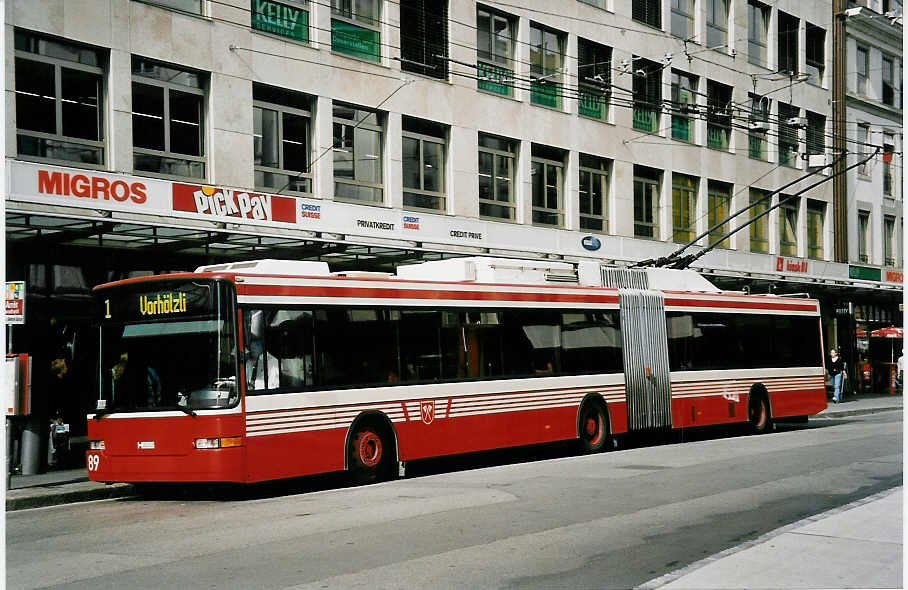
92, 408, 115, 420
176, 405, 197, 417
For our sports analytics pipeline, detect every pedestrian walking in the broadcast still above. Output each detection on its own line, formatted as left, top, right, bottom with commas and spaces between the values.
828, 349, 846, 404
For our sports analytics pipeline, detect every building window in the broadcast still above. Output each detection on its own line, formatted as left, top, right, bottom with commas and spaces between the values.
706, 0, 728, 48
707, 80, 732, 151
400, 0, 448, 80
779, 198, 799, 256
476, 6, 516, 97
253, 84, 311, 195
806, 111, 825, 156
333, 102, 383, 203
748, 93, 770, 160
579, 154, 609, 231
671, 70, 697, 143
478, 133, 517, 220
633, 57, 662, 133
633, 0, 662, 28
805, 23, 825, 85
531, 144, 564, 227
634, 166, 661, 239
672, 173, 697, 243
146, 0, 202, 13
882, 56, 895, 106
132, 57, 205, 179
252, 0, 309, 43
749, 189, 769, 253
884, 215, 896, 266
578, 0, 606, 8
778, 11, 798, 75
748, 0, 769, 67
529, 24, 565, 109
857, 124, 871, 175
858, 210, 870, 263
856, 45, 869, 95
883, 137, 895, 196
578, 38, 611, 121
671, 0, 695, 39
331, 0, 381, 62
708, 181, 732, 248
806, 200, 824, 259
403, 117, 446, 211
778, 102, 800, 167
14, 31, 105, 167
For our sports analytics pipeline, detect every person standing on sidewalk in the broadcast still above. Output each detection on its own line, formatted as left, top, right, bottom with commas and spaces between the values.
828, 349, 846, 404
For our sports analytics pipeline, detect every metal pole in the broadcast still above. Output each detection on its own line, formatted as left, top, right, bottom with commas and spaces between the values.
832, 0, 848, 262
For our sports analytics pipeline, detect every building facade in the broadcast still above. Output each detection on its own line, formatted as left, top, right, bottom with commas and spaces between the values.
3, 0, 903, 459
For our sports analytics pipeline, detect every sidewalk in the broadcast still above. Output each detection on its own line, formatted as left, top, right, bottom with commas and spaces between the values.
4, 394, 902, 514
641, 487, 903, 589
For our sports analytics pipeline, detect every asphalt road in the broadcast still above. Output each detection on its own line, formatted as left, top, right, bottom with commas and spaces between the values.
7, 413, 902, 590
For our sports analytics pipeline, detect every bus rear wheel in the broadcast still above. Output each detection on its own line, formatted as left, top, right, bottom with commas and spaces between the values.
748, 394, 771, 434
578, 402, 609, 453
348, 425, 391, 484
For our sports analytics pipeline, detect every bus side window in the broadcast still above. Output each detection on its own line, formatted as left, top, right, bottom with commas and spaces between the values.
244, 309, 278, 391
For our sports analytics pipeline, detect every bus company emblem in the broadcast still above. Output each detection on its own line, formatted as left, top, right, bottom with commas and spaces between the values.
722, 392, 740, 403
581, 236, 601, 251
137, 441, 155, 450
420, 400, 435, 425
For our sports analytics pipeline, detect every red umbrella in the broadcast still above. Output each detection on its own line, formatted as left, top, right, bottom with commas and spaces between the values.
871, 326, 904, 339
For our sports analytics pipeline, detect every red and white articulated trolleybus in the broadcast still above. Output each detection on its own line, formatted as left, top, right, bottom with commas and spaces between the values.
86, 257, 826, 484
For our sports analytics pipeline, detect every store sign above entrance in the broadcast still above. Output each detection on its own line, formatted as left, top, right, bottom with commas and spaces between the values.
172, 184, 296, 224
7, 161, 171, 215
775, 256, 808, 274
885, 270, 903, 284
849, 265, 882, 281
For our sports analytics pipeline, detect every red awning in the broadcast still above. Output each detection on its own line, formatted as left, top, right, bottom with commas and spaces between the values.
871, 326, 904, 339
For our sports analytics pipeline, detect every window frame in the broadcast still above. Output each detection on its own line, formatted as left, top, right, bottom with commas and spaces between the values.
402, 119, 447, 212
777, 11, 799, 75
882, 55, 895, 106
672, 173, 698, 244
884, 215, 896, 266
858, 210, 870, 263
331, 0, 382, 62
806, 199, 825, 260
706, 80, 732, 151
671, 70, 697, 143
749, 189, 769, 253
399, 0, 449, 80
578, 154, 609, 232
476, 6, 516, 97
142, 0, 203, 14
806, 111, 825, 156
531, 146, 565, 227
856, 45, 869, 95
883, 137, 895, 196
779, 198, 799, 257
634, 167, 661, 239
805, 22, 825, 86
131, 57, 206, 181
748, 0, 769, 68
14, 31, 106, 169
706, 0, 729, 49
529, 23, 566, 109
632, 0, 662, 29
478, 133, 517, 221
707, 180, 732, 249
778, 102, 800, 167
632, 57, 662, 133
578, 38, 612, 121
332, 102, 384, 204
671, 0, 695, 40
253, 85, 312, 196
251, 0, 310, 43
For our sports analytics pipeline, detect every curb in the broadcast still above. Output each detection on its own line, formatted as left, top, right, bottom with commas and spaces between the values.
6, 483, 135, 511
815, 405, 902, 419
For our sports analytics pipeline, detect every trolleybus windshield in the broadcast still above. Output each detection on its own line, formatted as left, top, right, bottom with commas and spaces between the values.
94, 279, 238, 412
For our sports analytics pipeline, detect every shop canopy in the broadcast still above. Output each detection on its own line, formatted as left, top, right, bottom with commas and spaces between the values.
871, 326, 904, 339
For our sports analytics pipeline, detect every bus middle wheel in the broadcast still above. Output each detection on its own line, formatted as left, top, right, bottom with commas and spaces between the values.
579, 402, 609, 453
349, 425, 391, 484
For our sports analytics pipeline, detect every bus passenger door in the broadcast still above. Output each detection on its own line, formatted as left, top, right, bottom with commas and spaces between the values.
619, 289, 672, 430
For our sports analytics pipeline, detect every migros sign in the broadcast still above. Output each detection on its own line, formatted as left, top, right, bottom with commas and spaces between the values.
37, 169, 148, 203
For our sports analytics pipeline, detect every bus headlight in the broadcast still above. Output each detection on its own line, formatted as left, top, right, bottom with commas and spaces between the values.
194, 437, 242, 449
89, 440, 105, 450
